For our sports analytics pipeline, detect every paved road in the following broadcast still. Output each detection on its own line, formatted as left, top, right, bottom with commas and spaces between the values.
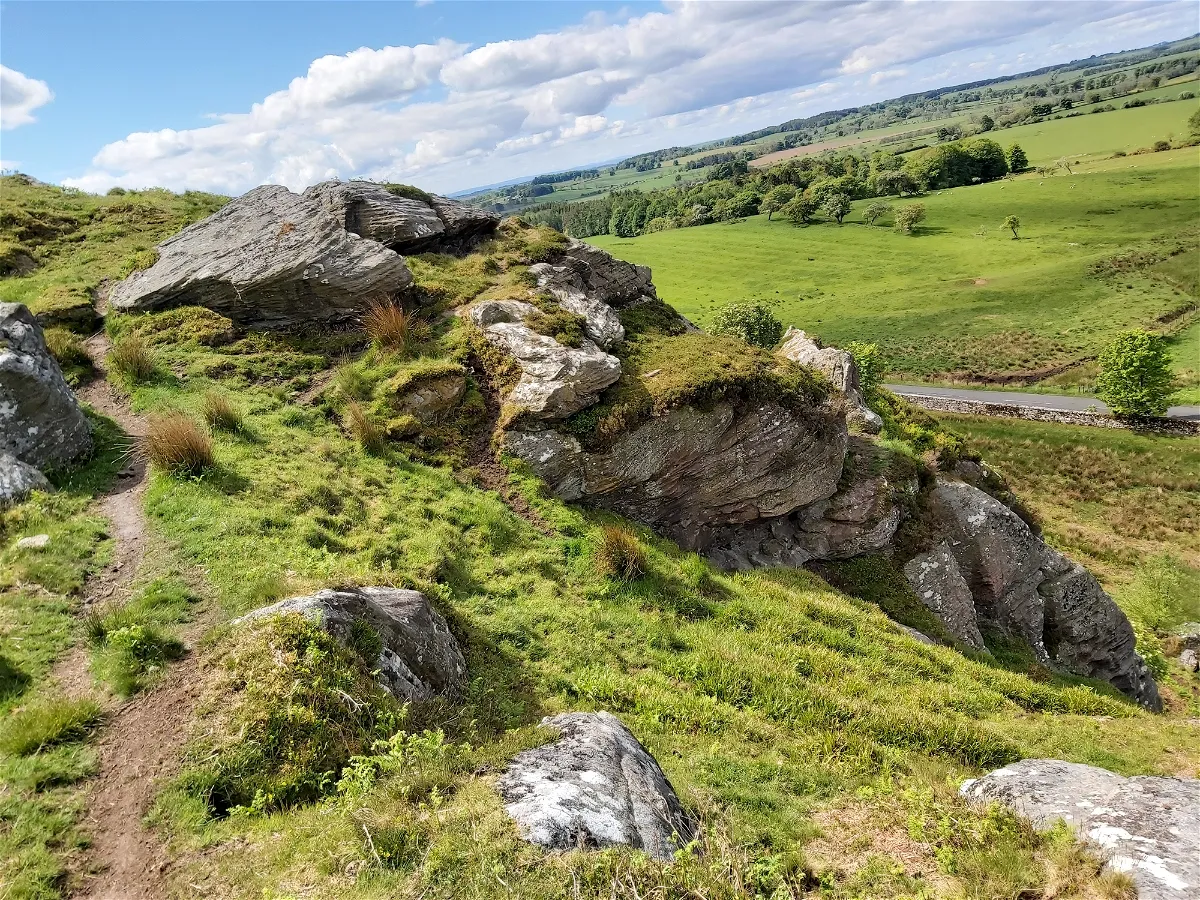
886, 384, 1200, 421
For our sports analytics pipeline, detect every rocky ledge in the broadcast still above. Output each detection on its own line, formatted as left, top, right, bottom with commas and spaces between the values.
963, 760, 1199, 900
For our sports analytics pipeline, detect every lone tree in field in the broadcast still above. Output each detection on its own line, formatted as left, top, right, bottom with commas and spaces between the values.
709, 302, 784, 349
761, 184, 796, 221
979, 114, 995, 132
1096, 329, 1176, 416
1002, 215, 1020, 239
1006, 143, 1028, 172
1056, 157, 1074, 175
1189, 106, 1200, 137
822, 192, 852, 225
781, 193, 818, 226
893, 203, 926, 234
863, 200, 892, 225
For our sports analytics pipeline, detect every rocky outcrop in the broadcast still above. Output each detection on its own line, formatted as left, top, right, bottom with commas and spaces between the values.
237, 587, 466, 702
304, 181, 499, 254
504, 399, 848, 549
903, 544, 984, 649
1, 303, 93, 474
109, 185, 413, 329
962, 760, 1199, 900
540, 241, 657, 310
497, 712, 694, 861
777, 328, 881, 434
393, 369, 467, 422
468, 300, 621, 420
702, 439, 909, 568
922, 479, 1159, 708
0, 451, 50, 508
529, 259, 625, 349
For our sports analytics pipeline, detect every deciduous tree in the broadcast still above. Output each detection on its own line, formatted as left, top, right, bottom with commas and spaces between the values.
893, 203, 926, 234
1096, 329, 1176, 416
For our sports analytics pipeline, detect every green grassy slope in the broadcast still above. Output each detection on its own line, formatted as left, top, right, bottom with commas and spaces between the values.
591, 149, 1198, 379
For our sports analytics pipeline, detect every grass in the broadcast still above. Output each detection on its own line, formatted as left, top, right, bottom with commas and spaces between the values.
200, 391, 243, 432
594, 524, 649, 581
364, 300, 421, 353
107, 334, 159, 383
591, 148, 1198, 381
145, 413, 214, 476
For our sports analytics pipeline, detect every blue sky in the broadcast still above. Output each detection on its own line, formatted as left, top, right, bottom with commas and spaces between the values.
1, 1, 1196, 196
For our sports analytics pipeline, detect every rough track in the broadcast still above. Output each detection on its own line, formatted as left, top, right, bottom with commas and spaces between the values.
62, 330, 208, 900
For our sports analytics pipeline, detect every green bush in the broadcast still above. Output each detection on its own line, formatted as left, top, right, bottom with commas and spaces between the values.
893, 203, 926, 234
844, 341, 884, 398
708, 301, 783, 349
1096, 329, 1176, 416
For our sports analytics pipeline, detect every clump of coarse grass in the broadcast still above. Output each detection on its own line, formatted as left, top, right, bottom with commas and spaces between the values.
365, 300, 425, 353
89, 621, 184, 697
43, 327, 91, 370
595, 525, 648, 581
200, 391, 243, 432
345, 400, 385, 453
0, 694, 102, 755
145, 413, 214, 476
107, 334, 158, 383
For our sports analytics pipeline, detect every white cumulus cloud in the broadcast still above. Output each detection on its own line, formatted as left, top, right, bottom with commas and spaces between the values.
61, 1, 1197, 195
1, 66, 54, 130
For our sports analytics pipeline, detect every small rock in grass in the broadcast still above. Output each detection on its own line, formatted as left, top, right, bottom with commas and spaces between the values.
1179, 648, 1198, 673
16, 533, 50, 550
0, 452, 50, 508
498, 711, 694, 861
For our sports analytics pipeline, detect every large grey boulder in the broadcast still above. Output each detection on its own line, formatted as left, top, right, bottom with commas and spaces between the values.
236, 587, 466, 702
303, 182, 499, 254
468, 300, 622, 420
538, 240, 656, 309
925, 479, 1160, 709
0, 303, 92, 472
529, 259, 625, 349
702, 443, 909, 568
777, 328, 882, 434
903, 544, 985, 650
109, 185, 412, 329
0, 451, 51, 508
497, 712, 693, 861
504, 399, 848, 550
962, 760, 1199, 900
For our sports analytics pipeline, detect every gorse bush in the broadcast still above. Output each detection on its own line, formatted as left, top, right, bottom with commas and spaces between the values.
108, 334, 158, 383
200, 391, 242, 432
594, 525, 648, 581
145, 413, 214, 476
1096, 329, 1176, 416
708, 301, 783, 349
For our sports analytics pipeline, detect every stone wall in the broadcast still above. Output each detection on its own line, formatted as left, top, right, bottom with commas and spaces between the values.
898, 392, 1200, 437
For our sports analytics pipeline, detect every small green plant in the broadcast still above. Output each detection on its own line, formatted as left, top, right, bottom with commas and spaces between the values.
345, 400, 385, 453
594, 524, 648, 581
526, 307, 586, 347
107, 335, 158, 383
1096, 329, 1176, 416
90, 622, 184, 696
708, 301, 783, 349
118, 247, 159, 278
893, 203, 926, 234
200, 391, 243, 432
863, 200, 892, 225
1002, 214, 1020, 239
0, 695, 101, 755
844, 341, 884, 398
145, 413, 214, 475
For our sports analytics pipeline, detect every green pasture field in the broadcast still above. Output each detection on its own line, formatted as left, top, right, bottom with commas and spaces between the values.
591, 147, 1199, 380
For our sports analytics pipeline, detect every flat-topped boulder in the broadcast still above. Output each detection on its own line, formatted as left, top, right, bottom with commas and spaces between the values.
497, 712, 694, 861
109, 184, 412, 330
962, 760, 1199, 900
236, 586, 466, 702
1, 303, 93, 473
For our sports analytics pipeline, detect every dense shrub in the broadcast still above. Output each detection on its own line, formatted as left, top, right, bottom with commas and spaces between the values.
894, 203, 926, 234
845, 341, 884, 397
1096, 329, 1176, 416
708, 301, 784, 348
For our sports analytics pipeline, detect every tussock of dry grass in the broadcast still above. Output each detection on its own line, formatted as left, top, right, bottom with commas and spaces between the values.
344, 400, 385, 453
364, 300, 425, 353
595, 525, 648, 581
108, 334, 157, 383
145, 413, 213, 476
200, 391, 242, 432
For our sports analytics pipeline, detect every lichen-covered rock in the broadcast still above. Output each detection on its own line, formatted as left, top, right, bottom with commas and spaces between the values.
541, 240, 656, 309
0, 451, 50, 508
529, 259, 625, 349
925, 478, 1160, 709
702, 443, 908, 568
504, 399, 848, 549
236, 587, 466, 702
903, 544, 984, 649
1, 303, 93, 472
497, 712, 693, 861
777, 328, 881, 434
962, 760, 1199, 900
109, 185, 412, 329
1180, 648, 1199, 672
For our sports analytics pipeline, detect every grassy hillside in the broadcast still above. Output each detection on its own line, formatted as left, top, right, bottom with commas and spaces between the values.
591, 148, 1198, 380
3, 176, 1199, 899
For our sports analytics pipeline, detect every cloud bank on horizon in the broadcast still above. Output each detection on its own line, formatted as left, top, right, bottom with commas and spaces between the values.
6, 0, 1193, 195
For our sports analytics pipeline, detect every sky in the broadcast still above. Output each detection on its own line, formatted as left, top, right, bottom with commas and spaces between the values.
1, 1, 1196, 197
